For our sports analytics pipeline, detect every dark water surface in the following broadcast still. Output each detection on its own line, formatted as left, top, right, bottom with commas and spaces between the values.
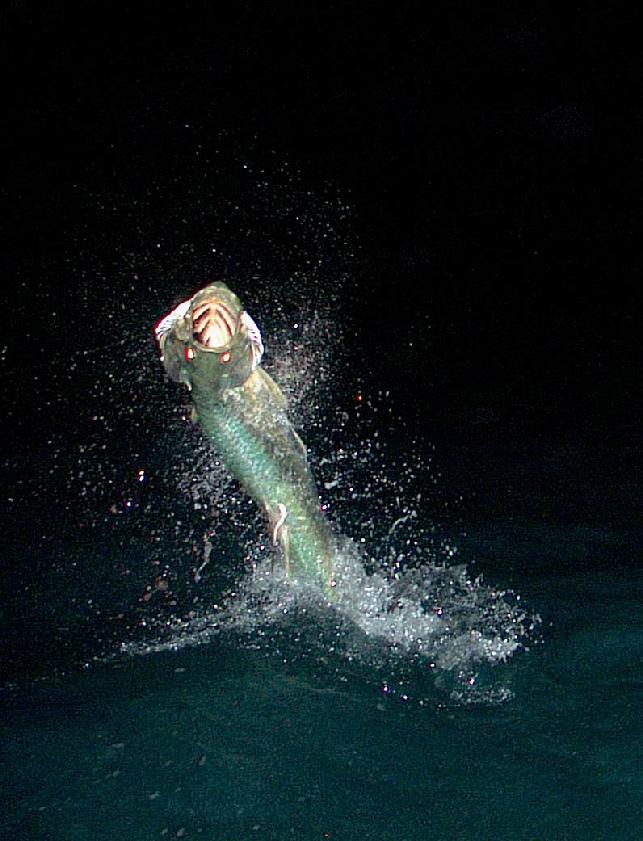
2, 519, 641, 841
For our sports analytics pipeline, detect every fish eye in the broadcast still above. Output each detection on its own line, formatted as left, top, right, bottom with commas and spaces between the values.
220, 351, 232, 363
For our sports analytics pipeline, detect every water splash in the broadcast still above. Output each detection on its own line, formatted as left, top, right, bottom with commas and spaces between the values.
121, 531, 536, 705
113, 269, 540, 705
2, 150, 539, 702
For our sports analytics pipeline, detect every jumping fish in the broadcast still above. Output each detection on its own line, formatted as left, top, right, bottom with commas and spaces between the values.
155, 282, 336, 596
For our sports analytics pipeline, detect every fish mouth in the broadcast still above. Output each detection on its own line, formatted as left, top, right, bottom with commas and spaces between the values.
191, 296, 240, 351
154, 282, 264, 372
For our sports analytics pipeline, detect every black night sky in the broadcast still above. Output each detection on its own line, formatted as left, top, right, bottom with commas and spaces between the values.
1, 2, 640, 543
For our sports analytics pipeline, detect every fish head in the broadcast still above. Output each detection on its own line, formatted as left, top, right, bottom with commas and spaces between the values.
154, 282, 264, 392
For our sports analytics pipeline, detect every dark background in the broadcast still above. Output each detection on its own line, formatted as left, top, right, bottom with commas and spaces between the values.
0, 1, 640, 531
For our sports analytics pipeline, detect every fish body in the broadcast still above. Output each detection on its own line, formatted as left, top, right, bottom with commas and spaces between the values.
155, 282, 336, 596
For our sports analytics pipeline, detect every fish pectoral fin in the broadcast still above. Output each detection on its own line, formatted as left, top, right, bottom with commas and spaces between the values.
270, 503, 292, 577
280, 524, 291, 577
271, 503, 287, 545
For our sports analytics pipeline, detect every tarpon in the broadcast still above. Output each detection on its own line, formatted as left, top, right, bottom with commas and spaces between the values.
154, 282, 336, 596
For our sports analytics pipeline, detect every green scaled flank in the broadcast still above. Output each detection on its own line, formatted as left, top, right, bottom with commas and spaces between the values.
155, 282, 336, 597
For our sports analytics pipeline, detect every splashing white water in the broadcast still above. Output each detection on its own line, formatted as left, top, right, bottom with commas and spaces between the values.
16, 156, 537, 704
122, 532, 537, 705
117, 282, 540, 705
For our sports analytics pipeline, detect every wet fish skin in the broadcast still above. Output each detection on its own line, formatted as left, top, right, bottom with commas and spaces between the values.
155, 282, 336, 596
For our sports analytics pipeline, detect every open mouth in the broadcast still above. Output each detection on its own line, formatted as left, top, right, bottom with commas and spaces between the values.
192, 298, 238, 349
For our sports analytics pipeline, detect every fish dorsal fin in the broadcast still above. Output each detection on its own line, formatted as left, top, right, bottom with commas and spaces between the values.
251, 367, 288, 409
289, 427, 308, 460
248, 369, 308, 460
